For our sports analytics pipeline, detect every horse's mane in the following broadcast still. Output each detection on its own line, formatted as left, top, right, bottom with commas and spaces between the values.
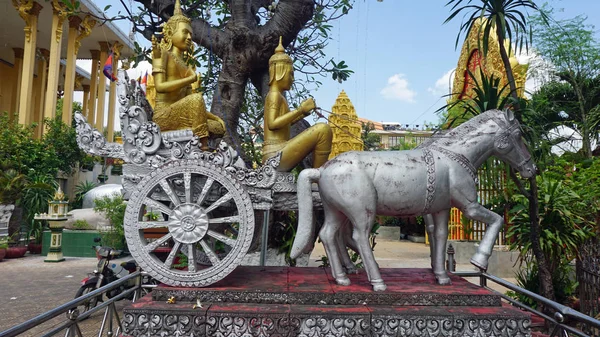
417, 110, 503, 149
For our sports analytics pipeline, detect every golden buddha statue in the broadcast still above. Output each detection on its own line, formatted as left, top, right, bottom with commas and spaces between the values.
152, 0, 225, 151
262, 38, 333, 171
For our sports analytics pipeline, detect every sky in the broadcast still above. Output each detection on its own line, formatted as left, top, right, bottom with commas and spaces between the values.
83, 0, 600, 131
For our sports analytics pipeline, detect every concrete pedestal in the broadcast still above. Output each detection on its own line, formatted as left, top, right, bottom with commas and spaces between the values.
44, 221, 65, 262
34, 217, 68, 263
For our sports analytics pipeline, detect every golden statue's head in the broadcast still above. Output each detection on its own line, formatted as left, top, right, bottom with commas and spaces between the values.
160, 0, 192, 52
269, 37, 293, 88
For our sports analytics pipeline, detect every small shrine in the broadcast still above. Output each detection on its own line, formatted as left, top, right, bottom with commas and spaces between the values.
449, 18, 528, 104
47, 186, 69, 218
328, 90, 363, 160
34, 186, 70, 262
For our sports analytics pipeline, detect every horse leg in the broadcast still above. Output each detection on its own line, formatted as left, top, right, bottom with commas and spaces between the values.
431, 209, 451, 285
337, 220, 357, 274
460, 202, 504, 271
424, 214, 435, 269
348, 212, 386, 292
319, 204, 350, 286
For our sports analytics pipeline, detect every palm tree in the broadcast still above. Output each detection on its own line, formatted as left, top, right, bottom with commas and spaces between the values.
444, 0, 556, 306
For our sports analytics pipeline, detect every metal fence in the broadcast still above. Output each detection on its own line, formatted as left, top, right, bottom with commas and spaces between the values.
577, 237, 600, 335
446, 159, 509, 244
0, 271, 153, 337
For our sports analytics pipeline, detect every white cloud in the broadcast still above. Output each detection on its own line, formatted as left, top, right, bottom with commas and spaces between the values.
380, 74, 417, 103
427, 68, 455, 96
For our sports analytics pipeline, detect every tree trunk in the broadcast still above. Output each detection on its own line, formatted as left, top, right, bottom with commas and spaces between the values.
496, 25, 556, 308
495, 28, 521, 112
527, 176, 555, 307
8, 206, 23, 240
211, 50, 249, 157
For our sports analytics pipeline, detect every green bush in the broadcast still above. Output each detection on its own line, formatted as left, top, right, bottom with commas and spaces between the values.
72, 181, 97, 210
506, 262, 577, 308
94, 194, 126, 251
72, 219, 92, 230
507, 174, 594, 275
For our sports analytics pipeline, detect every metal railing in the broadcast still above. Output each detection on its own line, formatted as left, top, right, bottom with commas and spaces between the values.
447, 244, 600, 337
0, 270, 154, 337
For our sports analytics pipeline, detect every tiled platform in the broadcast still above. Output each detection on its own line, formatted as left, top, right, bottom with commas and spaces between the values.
122, 267, 531, 336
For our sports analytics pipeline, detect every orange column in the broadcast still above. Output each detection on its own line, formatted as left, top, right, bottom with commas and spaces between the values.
88, 49, 100, 125
10, 48, 24, 120
106, 42, 122, 142
95, 42, 110, 131
81, 84, 90, 119
16, 2, 43, 125
61, 16, 82, 124
43, 0, 68, 131
34, 48, 50, 138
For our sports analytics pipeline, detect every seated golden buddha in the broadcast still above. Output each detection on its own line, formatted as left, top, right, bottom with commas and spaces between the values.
151, 0, 224, 151
263, 38, 332, 171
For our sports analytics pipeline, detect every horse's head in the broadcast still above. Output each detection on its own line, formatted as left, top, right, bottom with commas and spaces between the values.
492, 110, 537, 178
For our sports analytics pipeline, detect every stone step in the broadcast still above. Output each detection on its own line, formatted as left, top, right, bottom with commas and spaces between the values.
122, 296, 531, 337
151, 267, 501, 307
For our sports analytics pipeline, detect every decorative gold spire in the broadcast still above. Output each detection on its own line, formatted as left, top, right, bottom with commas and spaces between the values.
269, 36, 292, 65
174, 0, 182, 16
53, 186, 65, 201
328, 90, 363, 159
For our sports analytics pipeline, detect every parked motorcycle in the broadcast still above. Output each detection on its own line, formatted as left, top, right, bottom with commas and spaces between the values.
74, 238, 154, 314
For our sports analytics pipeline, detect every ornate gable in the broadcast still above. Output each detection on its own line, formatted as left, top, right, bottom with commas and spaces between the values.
450, 18, 528, 103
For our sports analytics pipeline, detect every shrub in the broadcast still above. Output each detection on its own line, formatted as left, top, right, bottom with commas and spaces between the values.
94, 194, 126, 251
72, 219, 92, 230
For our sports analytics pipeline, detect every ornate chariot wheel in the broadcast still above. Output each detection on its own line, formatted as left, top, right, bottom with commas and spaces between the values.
124, 159, 254, 287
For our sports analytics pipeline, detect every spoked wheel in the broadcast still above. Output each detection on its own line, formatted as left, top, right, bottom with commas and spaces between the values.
124, 159, 254, 287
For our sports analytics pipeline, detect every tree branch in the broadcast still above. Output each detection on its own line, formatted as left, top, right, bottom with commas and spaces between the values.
259, 0, 314, 50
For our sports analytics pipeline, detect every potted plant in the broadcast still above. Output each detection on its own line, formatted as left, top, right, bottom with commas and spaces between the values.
80, 155, 96, 172
26, 219, 44, 254
0, 164, 27, 239
0, 237, 7, 261
5, 232, 27, 258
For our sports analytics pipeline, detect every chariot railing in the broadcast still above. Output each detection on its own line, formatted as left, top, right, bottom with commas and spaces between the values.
0, 270, 154, 337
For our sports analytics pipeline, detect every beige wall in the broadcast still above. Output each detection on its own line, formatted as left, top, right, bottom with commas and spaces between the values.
0, 61, 17, 115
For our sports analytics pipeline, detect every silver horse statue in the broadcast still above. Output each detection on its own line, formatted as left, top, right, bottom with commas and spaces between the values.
290, 109, 536, 291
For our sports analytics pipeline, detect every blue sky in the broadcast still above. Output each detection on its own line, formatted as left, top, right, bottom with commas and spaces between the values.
309, 0, 600, 127
91, 0, 600, 129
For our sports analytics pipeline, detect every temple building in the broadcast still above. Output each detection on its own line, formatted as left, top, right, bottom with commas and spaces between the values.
0, 0, 134, 140
327, 90, 363, 159
449, 18, 528, 105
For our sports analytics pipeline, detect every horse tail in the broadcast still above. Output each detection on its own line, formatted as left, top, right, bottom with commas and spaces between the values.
290, 168, 321, 259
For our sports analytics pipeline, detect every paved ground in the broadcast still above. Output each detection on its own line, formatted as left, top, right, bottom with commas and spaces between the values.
0, 239, 516, 336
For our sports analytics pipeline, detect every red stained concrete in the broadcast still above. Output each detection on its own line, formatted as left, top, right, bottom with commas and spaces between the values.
157, 267, 491, 296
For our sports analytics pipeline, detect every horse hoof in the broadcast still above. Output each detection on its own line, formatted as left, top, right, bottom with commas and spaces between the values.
344, 266, 358, 274
435, 274, 452, 285
470, 254, 489, 271
336, 277, 351, 286
371, 280, 387, 292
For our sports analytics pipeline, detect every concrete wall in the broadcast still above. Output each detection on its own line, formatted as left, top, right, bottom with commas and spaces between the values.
449, 240, 522, 278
